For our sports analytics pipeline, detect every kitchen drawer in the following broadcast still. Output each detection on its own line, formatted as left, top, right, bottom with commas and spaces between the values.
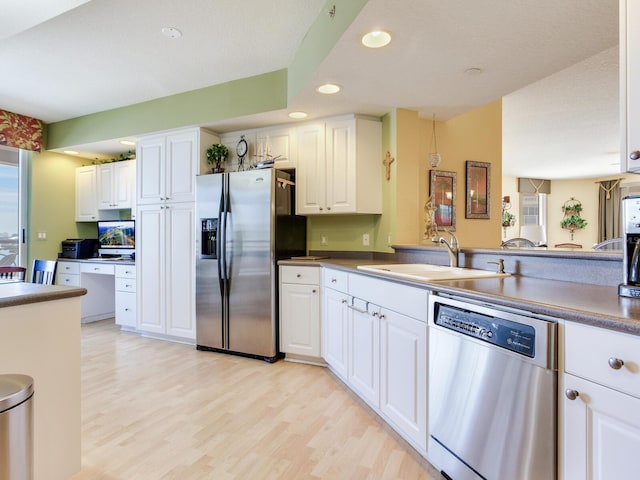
80, 263, 115, 275
115, 291, 136, 327
57, 273, 81, 287
58, 261, 80, 275
348, 272, 428, 322
115, 277, 136, 293
323, 268, 348, 291
280, 266, 320, 285
115, 264, 136, 278
565, 322, 640, 399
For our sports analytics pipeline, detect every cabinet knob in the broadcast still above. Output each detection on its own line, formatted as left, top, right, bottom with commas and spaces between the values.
319, 207, 324, 211
327, 207, 331, 211
565, 389, 580, 400
296, 274, 301, 278
630, 150, 640, 161
608, 357, 624, 370
125, 308, 130, 312
312, 289, 317, 293
341, 299, 347, 304
331, 278, 337, 283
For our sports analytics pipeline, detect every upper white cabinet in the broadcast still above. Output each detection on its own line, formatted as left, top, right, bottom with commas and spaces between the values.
296, 115, 382, 215
75, 165, 98, 222
97, 160, 135, 210
562, 322, 640, 478
137, 128, 218, 205
256, 125, 296, 169
622, 0, 640, 172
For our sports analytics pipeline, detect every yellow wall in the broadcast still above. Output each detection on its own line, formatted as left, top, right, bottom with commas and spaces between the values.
29, 151, 93, 263
417, 100, 503, 248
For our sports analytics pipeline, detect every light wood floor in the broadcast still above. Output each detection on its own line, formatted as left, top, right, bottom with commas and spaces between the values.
70, 320, 441, 480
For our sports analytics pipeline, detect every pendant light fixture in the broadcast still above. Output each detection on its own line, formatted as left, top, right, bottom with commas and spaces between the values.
429, 113, 442, 168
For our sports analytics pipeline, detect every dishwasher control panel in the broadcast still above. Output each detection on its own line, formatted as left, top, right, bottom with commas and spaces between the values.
434, 303, 536, 358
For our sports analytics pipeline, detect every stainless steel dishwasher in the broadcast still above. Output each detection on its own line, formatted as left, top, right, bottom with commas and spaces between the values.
428, 294, 557, 480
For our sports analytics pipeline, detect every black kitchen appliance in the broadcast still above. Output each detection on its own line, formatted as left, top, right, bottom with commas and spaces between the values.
619, 195, 640, 298
58, 239, 99, 259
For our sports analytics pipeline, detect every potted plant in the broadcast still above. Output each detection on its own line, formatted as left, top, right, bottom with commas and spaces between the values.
206, 143, 228, 173
502, 211, 516, 228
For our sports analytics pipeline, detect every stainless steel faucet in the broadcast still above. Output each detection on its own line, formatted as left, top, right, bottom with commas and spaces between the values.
434, 230, 459, 267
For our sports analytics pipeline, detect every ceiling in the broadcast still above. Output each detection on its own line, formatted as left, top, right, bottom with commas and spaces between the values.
0, 0, 620, 178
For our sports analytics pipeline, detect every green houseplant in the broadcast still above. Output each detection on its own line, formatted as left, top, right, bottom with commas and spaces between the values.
206, 143, 228, 173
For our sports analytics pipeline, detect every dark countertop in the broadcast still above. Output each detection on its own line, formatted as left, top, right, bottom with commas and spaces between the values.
279, 258, 640, 335
0, 282, 86, 309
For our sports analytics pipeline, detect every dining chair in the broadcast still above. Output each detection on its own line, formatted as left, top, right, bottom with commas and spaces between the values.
0, 266, 27, 281
554, 242, 583, 249
500, 238, 536, 248
0, 253, 17, 266
31, 259, 57, 285
593, 238, 623, 251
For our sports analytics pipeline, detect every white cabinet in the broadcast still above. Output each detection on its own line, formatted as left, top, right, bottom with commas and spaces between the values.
379, 308, 427, 451
348, 298, 380, 408
296, 116, 382, 215
57, 261, 81, 286
57, 261, 115, 323
75, 165, 98, 221
322, 268, 350, 380
136, 202, 196, 340
115, 264, 136, 329
622, 0, 640, 172
562, 322, 640, 478
97, 160, 135, 210
136, 128, 218, 205
279, 266, 321, 359
256, 125, 296, 169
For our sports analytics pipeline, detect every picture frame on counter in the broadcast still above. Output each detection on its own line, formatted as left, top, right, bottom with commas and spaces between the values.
465, 161, 491, 219
429, 169, 456, 230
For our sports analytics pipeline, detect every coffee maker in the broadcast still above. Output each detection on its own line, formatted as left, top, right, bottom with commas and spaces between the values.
619, 195, 640, 298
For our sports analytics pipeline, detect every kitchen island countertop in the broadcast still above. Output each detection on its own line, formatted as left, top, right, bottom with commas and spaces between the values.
0, 281, 86, 309
279, 257, 640, 335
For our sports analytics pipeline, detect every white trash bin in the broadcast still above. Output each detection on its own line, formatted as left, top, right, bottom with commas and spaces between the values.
0, 374, 34, 480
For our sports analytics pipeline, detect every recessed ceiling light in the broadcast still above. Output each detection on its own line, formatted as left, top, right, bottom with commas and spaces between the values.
362, 30, 391, 48
63, 150, 79, 155
288, 111, 308, 119
161, 27, 182, 39
317, 83, 341, 94
119, 140, 136, 146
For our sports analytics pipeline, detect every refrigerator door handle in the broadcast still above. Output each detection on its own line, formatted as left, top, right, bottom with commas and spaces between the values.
216, 192, 225, 294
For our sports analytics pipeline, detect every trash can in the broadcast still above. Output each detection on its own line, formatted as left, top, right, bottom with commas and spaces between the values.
0, 374, 34, 480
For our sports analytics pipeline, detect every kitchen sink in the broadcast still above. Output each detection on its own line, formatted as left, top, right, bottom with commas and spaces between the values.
356, 264, 509, 282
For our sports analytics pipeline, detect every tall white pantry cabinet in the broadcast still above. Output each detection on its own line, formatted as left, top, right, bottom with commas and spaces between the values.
136, 128, 218, 341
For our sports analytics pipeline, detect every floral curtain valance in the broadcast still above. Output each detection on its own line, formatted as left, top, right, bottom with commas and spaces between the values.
0, 109, 43, 152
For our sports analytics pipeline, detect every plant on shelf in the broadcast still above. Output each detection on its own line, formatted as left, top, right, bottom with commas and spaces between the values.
206, 143, 228, 173
560, 198, 587, 240
502, 211, 516, 228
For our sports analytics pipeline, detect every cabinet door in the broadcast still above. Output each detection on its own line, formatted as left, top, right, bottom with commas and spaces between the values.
624, 0, 640, 171
323, 287, 349, 380
325, 118, 356, 214
136, 204, 165, 334
380, 309, 427, 451
348, 303, 380, 408
164, 202, 196, 339
115, 291, 136, 328
166, 130, 198, 203
96, 163, 115, 209
280, 283, 320, 357
137, 135, 165, 205
563, 372, 640, 479
75, 165, 98, 221
296, 123, 326, 214
256, 126, 296, 169
113, 160, 133, 208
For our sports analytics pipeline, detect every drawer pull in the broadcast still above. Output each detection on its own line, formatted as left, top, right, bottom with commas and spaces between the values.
331, 278, 337, 283
565, 389, 580, 400
126, 284, 132, 288
125, 308, 130, 312
608, 357, 624, 370
297, 274, 301, 278
341, 299, 347, 304
312, 289, 317, 293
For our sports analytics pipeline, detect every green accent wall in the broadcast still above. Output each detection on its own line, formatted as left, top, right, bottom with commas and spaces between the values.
47, 70, 289, 149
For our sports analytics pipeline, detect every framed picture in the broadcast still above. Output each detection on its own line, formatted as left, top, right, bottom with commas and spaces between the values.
429, 170, 456, 230
465, 161, 491, 219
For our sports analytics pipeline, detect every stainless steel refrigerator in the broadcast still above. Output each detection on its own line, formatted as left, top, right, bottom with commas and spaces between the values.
195, 169, 306, 362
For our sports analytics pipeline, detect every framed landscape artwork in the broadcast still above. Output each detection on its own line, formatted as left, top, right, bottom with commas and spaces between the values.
429, 170, 456, 230
465, 161, 491, 219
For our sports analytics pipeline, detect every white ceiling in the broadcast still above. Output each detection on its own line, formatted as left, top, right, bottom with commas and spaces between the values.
0, 0, 620, 178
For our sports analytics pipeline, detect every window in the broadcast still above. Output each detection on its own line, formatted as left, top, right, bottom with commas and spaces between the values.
0, 146, 26, 266
520, 193, 548, 244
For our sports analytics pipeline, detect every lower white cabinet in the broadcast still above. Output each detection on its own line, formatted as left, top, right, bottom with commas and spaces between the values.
348, 299, 380, 408
137, 202, 196, 340
279, 266, 321, 358
322, 286, 349, 380
562, 322, 640, 479
380, 308, 427, 451
115, 264, 136, 328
